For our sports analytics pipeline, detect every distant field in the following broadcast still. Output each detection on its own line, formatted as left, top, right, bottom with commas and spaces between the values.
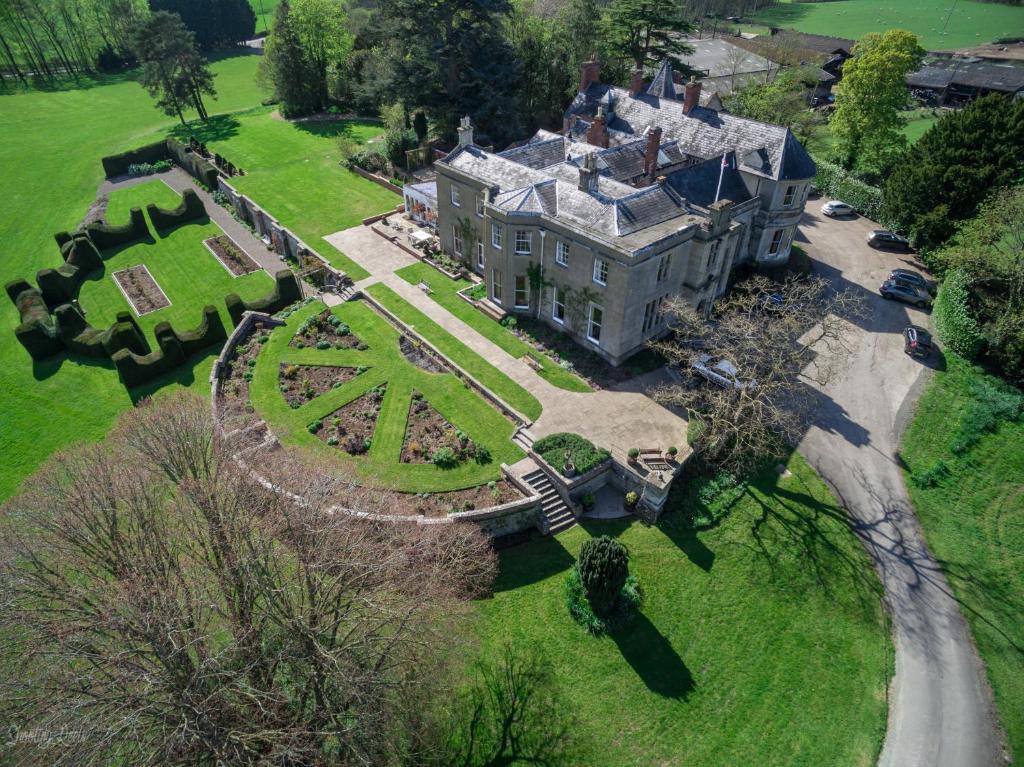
750, 0, 1024, 50
249, 0, 279, 34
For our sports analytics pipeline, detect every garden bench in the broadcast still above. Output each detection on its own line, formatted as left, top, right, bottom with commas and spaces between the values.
417, 281, 433, 295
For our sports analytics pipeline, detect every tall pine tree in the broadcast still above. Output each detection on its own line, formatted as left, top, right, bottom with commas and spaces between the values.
260, 0, 320, 116
601, 0, 694, 71
132, 12, 217, 124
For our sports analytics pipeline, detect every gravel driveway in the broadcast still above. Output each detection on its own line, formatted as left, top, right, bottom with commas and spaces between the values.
795, 200, 1007, 767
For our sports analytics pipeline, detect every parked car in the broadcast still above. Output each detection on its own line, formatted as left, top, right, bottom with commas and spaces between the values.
903, 326, 934, 358
888, 268, 929, 291
821, 200, 855, 217
692, 354, 756, 390
880, 279, 932, 308
867, 230, 911, 251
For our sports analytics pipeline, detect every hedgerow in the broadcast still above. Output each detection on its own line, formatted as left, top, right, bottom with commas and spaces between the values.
112, 305, 227, 388
933, 268, 985, 360
226, 270, 302, 326
85, 207, 149, 251
813, 156, 886, 221
533, 432, 611, 475
147, 189, 207, 230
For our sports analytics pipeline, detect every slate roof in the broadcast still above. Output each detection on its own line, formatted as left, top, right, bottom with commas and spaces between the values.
664, 152, 753, 208
647, 59, 678, 99
770, 31, 855, 56
565, 80, 816, 181
498, 135, 570, 170
906, 58, 1024, 93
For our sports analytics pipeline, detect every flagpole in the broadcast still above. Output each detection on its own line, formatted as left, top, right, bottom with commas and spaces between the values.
715, 153, 726, 202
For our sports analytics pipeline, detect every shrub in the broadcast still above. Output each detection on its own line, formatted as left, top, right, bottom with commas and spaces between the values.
85, 207, 149, 251
667, 445, 678, 457
577, 536, 629, 619
474, 445, 492, 465
316, 340, 331, 350
912, 460, 949, 488
226, 270, 302, 326
327, 436, 339, 446
949, 377, 1024, 455
933, 268, 984, 360
624, 491, 638, 508
101, 140, 169, 177
308, 421, 322, 434
146, 189, 206, 230
581, 492, 596, 511
533, 432, 610, 475
564, 565, 641, 635
813, 156, 886, 221
432, 446, 458, 468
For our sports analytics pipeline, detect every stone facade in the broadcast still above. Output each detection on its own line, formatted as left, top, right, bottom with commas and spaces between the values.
433, 60, 815, 366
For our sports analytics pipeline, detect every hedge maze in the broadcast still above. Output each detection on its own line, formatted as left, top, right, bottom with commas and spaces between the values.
6, 182, 292, 389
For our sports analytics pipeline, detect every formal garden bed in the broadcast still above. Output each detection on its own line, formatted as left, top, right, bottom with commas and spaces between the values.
205, 233, 260, 276
533, 432, 610, 478
112, 264, 171, 316
289, 308, 364, 350
401, 391, 488, 466
278, 362, 364, 408
399, 335, 444, 373
216, 327, 266, 432
312, 385, 387, 455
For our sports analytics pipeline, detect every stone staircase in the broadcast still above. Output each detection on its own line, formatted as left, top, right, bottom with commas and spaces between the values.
512, 426, 535, 453
521, 467, 577, 535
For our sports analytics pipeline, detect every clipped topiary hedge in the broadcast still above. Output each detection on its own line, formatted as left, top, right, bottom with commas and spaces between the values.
533, 432, 611, 476
101, 140, 170, 177
166, 138, 219, 190
226, 270, 302, 326
934, 268, 985, 360
6, 280, 63, 360
54, 303, 149, 359
112, 305, 226, 388
85, 207, 149, 251
147, 188, 207, 230
813, 156, 885, 221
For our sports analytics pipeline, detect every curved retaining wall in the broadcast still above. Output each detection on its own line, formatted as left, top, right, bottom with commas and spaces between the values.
210, 308, 544, 537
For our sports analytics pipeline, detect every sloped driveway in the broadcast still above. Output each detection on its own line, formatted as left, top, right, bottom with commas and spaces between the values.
796, 201, 1007, 767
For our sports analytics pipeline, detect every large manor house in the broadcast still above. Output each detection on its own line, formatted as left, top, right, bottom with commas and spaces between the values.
434, 59, 816, 365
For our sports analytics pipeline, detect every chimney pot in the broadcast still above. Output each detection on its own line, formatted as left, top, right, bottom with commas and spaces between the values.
585, 107, 609, 148
579, 59, 601, 95
643, 126, 663, 179
457, 115, 475, 147
578, 152, 599, 194
629, 69, 645, 97
683, 77, 702, 115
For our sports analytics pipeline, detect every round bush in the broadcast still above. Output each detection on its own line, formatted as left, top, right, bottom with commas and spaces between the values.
577, 536, 629, 618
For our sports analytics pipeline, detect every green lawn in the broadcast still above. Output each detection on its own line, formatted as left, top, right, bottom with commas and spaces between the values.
395, 263, 592, 393
901, 108, 940, 143
250, 300, 523, 491
249, 0, 279, 34
900, 356, 1024, 760
366, 284, 543, 421
172, 110, 397, 280
0, 52, 266, 502
75, 180, 274, 342
473, 452, 891, 766
750, 0, 1024, 50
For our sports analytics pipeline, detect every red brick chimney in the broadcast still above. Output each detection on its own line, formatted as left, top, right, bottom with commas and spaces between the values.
586, 107, 609, 148
683, 77, 702, 114
579, 59, 600, 95
629, 69, 645, 97
643, 126, 662, 180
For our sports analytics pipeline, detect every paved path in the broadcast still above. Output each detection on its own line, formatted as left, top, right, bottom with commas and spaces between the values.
324, 225, 689, 461
99, 169, 290, 277
795, 201, 1007, 767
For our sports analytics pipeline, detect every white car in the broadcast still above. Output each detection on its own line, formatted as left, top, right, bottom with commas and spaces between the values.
691, 355, 756, 390
821, 200, 855, 217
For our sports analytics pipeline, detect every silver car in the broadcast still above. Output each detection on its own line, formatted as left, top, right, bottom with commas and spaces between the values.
821, 200, 855, 217
692, 354, 756, 390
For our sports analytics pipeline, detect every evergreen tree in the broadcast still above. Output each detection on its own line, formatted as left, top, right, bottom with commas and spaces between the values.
830, 30, 924, 176
883, 95, 1024, 250
412, 110, 428, 142
577, 536, 629, 618
379, 0, 522, 145
132, 11, 216, 124
260, 0, 320, 116
601, 0, 695, 71
290, 0, 351, 111
149, 0, 256, 50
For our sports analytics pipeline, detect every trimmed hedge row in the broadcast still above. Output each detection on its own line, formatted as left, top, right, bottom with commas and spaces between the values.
533, 432, 611, 475
813, 156, 885, 221
54, 303, 149, 359
934, 268, 985, 360
166, 138, 219, 190
226, 270, 302, 326
85, 207, 149, 251
101, 140, 170, 177
112, 305, 226, 388
147, 188, 206, 230
6, 280, 62, 360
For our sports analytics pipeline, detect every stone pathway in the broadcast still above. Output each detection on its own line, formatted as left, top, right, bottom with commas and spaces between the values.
323, 224, 689, 463
98, 169, 290, 278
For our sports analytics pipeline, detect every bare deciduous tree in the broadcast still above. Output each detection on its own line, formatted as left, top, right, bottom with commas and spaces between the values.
0, 391, 496, 766
650, 273, 863, 473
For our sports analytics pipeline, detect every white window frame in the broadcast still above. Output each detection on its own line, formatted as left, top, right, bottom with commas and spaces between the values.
451, 185, 461, 207
491, 268, 502, 304
587, 303, 603, 345
476, 195, 484, 217
783, 185, 797, 206
491, 223, 502, 249
452, 224, 463, 257
552, 286, 566, 324
592, 257, 608, 286
476, 242, 484, 270
514, 230, 532, 255
555, 241, 569, 267
514, 275, 529, 308
768, 229, 785, 255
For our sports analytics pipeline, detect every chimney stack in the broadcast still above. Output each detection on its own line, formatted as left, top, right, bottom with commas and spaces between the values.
579, 58, 600, 95
578, 152, 599, 194
629, 69, 645, 97
683, 77, 702, 115
643, 126, 663, 180
457, 115, 474, 147
586, 106, 609, 148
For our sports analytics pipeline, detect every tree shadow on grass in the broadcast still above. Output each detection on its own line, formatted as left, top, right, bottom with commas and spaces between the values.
127, 347, 216, 404
32, 350, 112, 381
168, 114, 242, 145
153, 215, 212, 240
294, 118, 384, 141
658, 517, 716, 572
492, 532, 575, 593
611, 612, 695, 699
